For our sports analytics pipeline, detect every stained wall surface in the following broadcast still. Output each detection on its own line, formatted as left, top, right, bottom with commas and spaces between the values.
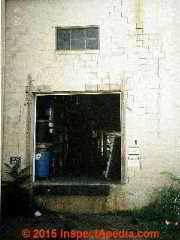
3, 0, 180, 212
1, 0, 6, 214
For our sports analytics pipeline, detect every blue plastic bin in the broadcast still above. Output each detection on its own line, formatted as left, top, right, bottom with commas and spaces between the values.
35, 152, 55, 177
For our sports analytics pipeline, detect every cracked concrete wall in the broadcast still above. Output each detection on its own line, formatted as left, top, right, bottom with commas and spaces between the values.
125, 0, 180, 208
3, 0, 180, 212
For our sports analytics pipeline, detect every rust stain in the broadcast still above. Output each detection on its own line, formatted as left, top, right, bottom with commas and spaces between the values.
136, 0, 144, 29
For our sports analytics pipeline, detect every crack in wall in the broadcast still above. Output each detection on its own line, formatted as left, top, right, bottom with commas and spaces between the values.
25, 74, 34, 168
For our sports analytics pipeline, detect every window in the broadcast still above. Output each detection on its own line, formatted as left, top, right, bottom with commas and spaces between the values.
56, 26, 99, 50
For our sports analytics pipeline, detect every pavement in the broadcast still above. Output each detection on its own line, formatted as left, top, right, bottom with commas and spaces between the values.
0, 212, 178, 240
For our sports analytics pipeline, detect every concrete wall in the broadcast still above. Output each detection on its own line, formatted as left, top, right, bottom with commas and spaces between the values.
3, 0, 180, 212
1, 0, 6, 216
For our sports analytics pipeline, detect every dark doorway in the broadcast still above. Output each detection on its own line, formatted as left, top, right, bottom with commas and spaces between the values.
35, 94, 121, 182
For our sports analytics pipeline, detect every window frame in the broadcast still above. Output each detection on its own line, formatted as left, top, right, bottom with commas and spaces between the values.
55, 26, 100, 51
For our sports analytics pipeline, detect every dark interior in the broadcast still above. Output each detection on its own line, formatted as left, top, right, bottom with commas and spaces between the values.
35, 94, 121, 182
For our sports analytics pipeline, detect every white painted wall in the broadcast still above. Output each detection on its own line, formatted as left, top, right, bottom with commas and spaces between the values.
3, 0, 180, 210
1, 0, 5, 217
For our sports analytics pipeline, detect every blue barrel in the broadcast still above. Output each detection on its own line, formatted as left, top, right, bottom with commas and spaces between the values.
35, 152, 55, 177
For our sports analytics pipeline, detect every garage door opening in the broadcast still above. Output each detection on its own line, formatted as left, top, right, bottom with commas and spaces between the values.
34, 94, 122, 183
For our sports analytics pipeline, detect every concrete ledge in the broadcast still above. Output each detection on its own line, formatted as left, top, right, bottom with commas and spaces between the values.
33, 184, 110, 196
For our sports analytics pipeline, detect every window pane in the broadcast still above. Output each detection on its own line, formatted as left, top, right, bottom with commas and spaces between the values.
56, 27, 99, 50
71, 29, 85, 39
58, 39, 70, 50
57, 29, 70, 49
86, 39, 98, 49
86, 28, 98, 38
71, 39, 85, 49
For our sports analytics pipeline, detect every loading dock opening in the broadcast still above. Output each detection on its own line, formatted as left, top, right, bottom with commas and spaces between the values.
34, 93, 123, 183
